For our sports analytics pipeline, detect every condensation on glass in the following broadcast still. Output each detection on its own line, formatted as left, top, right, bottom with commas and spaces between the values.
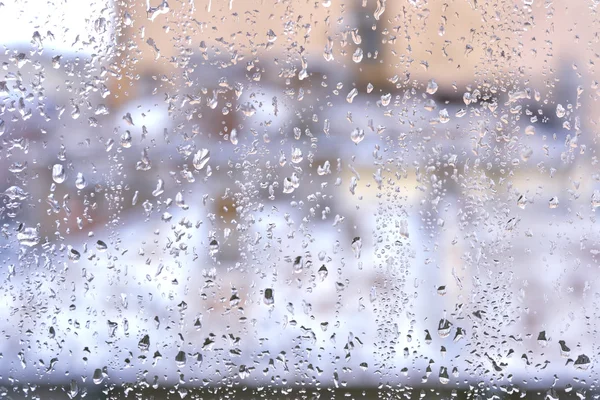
0, 0, 598, 398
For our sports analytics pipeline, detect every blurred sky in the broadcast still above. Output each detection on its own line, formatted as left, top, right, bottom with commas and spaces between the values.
0, 0, 110, 52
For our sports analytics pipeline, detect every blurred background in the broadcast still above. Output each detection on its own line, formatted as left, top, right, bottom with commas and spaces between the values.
1, 0, 600, 399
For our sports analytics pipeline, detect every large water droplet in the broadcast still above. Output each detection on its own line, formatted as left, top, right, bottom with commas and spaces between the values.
52, 164, 66, 184
75, 173, 87, 189
426, 79, 438, 95
351, 128, 365, 144
175, 351, 187, 368
17, 226, 40, 247
263, 288, 274, 305
352, 48, 363, 63
193, 149, 210, 170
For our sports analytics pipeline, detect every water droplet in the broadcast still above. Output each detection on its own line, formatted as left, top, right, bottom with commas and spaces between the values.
230, 129, 238, 145
381, 93, 392, 106
175, 350, 187, 368
193, 149, 210, 170
176, 192, 188, 210
318, 265, 328, 281
240, 103, 256, 117
291, 147, 303, 163
537, 331, 549, 346
92, 369, 104, 384
439, 367, 450, 384
438, 109, 450, 123
123, 12, 133, 26
67, 380, 79, 399
438, 24, 446, 36
352, 48, 363, 63
17, 226, 39, 247
453, 327, 465, 342
263, 288, 274, 305
52, 164, 66, 184
374, 0, 385, 19
283, 174, 299, 194
426, 79, 438, 95
437, 319, 452, 338
138, 334, 150, 351
574, 354, 591, 370
120, 130, 132, 148
548, 197, 559, 209
556, 104, 566, 118
96, 240, 108, 252
3, 186, 28, 202
75, 173, 87, 190
293, 256, 304, 274
351, 128, 365, 144
346, 88, 358, 103
68, 248, 81, 262
318, 160, 331, 175
524, 125, 535, 135
123, 112, 135, 126
209, 239, 219, 256
351, 237, 362, 258
152, 179, 165, 197
559, 340, 571, 357
266, 29, 277, 42
147, 0, 170, 21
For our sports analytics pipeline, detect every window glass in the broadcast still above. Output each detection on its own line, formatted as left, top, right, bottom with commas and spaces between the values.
0, 1, 598, 399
